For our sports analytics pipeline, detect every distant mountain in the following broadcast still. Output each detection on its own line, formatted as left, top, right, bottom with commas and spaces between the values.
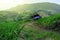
8, 2, 60, 14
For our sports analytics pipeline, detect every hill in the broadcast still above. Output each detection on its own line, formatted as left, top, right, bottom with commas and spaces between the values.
8, 2, 60, 14
0, 13, 60, 40
0, 2, 60, 40
0, 11, 23, 22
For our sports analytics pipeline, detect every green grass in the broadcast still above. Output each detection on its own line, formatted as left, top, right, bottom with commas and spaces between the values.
0, 22, 20, 40
0, 19, 30, 40
37, 14, 60, 29
21, 24, 60, 40
0, 13, 60, 40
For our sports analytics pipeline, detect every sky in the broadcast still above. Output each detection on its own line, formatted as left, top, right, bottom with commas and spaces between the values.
0, 0, 60, 10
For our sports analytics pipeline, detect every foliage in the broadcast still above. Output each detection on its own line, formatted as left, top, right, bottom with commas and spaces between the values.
0, 21, 20, 40
0, 6, 60, 40
37, 14, 60, 31
21, 23, 60, 40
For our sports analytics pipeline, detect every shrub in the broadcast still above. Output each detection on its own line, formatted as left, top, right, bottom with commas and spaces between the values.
37, 14, 60, 31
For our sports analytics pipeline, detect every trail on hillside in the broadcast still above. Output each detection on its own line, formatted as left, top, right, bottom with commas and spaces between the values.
25, 21, 53, 32
18, 21, 58, 40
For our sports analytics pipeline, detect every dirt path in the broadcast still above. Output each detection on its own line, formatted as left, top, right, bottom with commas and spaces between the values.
18, 21, 59, 40
25, 21, 53, 32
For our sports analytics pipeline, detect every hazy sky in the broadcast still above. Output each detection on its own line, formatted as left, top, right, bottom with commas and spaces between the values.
0, 0, 60, 10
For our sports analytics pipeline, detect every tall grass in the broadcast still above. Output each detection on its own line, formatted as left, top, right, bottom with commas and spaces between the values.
0, 21, 20, 40
37, 14, 60, 30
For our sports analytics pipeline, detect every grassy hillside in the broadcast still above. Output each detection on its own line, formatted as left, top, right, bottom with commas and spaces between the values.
0, 2, 60, 40
0, 11, 60, 40
9, 2, 60, 14
0, 14, 60, 40
0, 11, 24, 22
37, 14, 60, 31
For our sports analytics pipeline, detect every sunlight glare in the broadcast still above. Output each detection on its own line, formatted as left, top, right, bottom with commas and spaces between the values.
0, 0, 25, 10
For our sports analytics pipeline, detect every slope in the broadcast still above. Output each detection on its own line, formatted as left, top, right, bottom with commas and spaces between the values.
18, 20, 60, 40
8, 2, 60, 14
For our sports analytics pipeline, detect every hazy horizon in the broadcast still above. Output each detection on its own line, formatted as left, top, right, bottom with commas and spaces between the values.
0, 0, 60, 10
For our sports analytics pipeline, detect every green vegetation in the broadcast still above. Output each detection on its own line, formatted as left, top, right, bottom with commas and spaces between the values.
0, 13, 60, 40
37, 14, 60, 31
21, 25, 60, 40
0, 2, 60, 40
0, 22, 19, 40
9, 2, 60, 14
0, 20, 29, 40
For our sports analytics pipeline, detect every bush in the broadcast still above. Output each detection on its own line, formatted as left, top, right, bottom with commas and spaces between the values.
37, 14, 60, 31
